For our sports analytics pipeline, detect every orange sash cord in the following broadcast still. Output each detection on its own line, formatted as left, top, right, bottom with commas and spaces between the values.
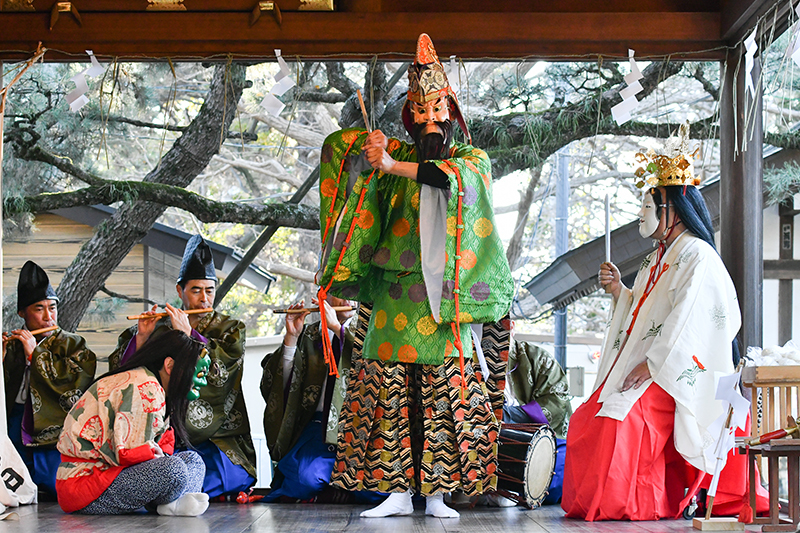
447, 163, 468, 404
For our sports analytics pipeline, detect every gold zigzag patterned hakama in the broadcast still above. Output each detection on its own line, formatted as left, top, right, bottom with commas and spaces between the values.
331, 305, 510, 496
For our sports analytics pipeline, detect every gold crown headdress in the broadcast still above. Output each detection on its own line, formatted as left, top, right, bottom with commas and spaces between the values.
633, 121, 701, 189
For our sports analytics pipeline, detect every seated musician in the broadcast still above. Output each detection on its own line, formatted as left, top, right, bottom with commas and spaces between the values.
259, 295, 384, 504
2, 261, 96, 497
109, 235, 256, 498
503, 327, 571, 505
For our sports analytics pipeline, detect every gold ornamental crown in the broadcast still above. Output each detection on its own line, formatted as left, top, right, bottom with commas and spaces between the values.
634, 121, 701, 189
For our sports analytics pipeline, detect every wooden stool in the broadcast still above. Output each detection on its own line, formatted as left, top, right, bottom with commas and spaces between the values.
744, 440, 800, 532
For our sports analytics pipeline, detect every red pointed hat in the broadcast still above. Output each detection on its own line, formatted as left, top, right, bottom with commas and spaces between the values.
402, 33, 470, 142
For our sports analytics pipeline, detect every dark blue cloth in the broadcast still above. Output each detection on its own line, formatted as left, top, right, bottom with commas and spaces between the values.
179, 440, 254, 498
8, 403, 60, 496
502, 404, 565, 505
264, 414, 383, 504
543, 438, 566, 505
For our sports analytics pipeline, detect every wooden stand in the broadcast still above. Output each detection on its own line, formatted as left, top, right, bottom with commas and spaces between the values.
743, 440, 800, 532
692, 517, 745, 531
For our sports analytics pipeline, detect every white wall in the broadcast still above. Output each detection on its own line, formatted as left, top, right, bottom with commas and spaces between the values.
243, 335, 282, 488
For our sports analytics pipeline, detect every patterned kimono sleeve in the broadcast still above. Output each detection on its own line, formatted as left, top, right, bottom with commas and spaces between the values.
520, 342, 572, 439
318, 129, 386, 301
111, 375, 167, 467
28, 333, 97, 444
259, 342, 287, 454
428, 144, 514, 324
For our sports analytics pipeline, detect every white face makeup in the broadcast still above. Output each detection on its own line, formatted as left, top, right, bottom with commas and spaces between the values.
638, 191, 660, 239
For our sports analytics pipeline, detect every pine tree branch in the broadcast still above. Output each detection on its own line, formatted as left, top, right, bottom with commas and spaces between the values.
3, 181, 320, 229
83, 112, 258, 141
99, 285, 159, 306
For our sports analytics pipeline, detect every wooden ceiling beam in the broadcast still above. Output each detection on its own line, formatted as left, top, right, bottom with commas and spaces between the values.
720, 0, 790, 43
0, 11, 723, 61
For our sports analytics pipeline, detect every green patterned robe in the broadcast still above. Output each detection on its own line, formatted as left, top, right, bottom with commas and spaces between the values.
507, 340, 572, 439
4, 329, 96, 446
260, 322, 354, 462
109, 311, 256, 477
318, 129, 513, 365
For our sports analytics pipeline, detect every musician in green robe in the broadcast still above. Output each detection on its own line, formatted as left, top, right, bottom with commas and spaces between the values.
3, 261, 96, 496
109, 235, 256, 498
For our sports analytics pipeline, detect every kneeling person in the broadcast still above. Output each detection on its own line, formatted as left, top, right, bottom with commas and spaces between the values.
109, 235, 256, 498
260, 295, 380, 503
57, 330, 211, 515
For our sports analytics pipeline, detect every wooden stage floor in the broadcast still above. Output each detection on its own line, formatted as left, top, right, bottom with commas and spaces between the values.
0, 502, 769, 533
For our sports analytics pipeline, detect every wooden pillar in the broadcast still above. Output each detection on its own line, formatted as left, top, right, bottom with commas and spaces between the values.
719, 50, 763, 350
778, 201, 794, 344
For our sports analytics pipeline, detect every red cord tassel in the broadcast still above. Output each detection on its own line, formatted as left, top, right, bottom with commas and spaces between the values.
316, 287, 339, 378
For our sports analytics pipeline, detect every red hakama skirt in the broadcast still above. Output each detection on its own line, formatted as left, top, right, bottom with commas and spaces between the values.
562, 383, 768, 521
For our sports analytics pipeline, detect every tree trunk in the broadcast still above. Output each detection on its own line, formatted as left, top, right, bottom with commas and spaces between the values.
58, 63, 247, 331
505, 165, 543, 271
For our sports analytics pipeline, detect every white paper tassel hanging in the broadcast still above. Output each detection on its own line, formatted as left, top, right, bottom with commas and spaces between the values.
66, 50, 105, 113
259, 49, 295, 117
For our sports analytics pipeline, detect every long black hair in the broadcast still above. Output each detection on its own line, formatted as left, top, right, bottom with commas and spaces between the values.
97, 329, 203, 446
651, 186, 715, 249
651, 185, 740, 365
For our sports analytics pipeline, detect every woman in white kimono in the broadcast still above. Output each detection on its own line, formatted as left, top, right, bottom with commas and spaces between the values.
562, 129, 768, 521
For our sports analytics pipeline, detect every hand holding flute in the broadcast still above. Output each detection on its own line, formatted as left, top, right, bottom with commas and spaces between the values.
131, 303, 202, 346
2, 325, 58, 362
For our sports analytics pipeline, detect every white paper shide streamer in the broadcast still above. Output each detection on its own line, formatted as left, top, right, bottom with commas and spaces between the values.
66, 50, 105, 113
260, 49, 295, 117
611, 49, 643, 125
705, 369, 750, 499
448, 55, 461, 96
744, 27, 758, 98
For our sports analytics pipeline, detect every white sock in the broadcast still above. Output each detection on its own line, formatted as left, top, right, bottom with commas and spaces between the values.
360, 490, 413, 518
157, 492, 210, 517
425, 493, 459, 518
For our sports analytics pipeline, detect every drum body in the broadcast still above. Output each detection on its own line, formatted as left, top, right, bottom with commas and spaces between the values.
495, 423, 557, 509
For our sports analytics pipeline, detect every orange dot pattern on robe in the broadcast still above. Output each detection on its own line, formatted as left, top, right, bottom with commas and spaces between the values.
444, 340, 454, 357
374, 310, 387, 329
397, 345, 418, 363
357, 210, 374, 229
387, 139, 401, 153
460, 249, 477, 269
340, 129, 360, 145
416, 315, 437, 336
321, 178, 338, 198
394, 313, 408, 331
446, 216, 457, 236
473, 217, 493, 238
377, 342, 393, 360
411, 191, 420, 210
392, 218, 410, 237
333, 265, 351, 282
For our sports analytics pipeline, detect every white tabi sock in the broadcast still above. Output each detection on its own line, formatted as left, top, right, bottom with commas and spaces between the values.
360, 489, 413, 518
157, 492, 210, 517
425, 493, 459, 518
